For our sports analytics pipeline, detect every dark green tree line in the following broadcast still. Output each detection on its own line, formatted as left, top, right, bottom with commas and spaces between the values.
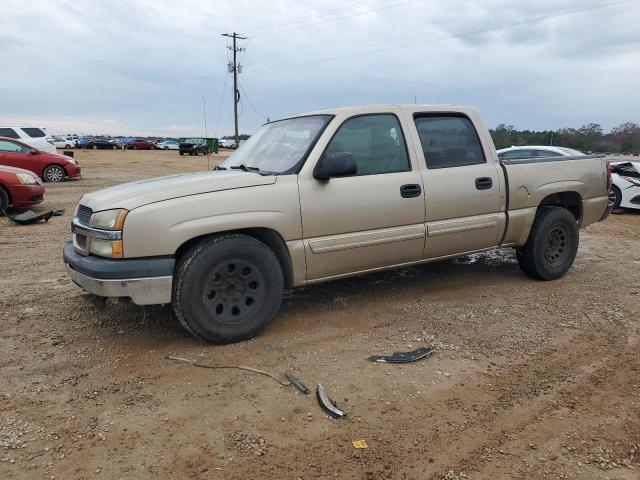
490, 122, 640, 154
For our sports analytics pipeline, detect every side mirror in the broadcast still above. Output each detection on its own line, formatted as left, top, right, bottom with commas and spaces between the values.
314, 152, 357, 180
29, 149, 40, 155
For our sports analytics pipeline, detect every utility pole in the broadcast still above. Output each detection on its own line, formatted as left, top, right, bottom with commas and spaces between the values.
222, 32, 246, 148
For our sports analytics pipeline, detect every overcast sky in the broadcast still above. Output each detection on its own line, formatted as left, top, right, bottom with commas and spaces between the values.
2, 0, 639, 136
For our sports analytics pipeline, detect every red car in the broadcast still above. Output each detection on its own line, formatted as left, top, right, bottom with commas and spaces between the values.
0, 137, 81, 182
0, 165, 45, 215
126, 139, 155, 150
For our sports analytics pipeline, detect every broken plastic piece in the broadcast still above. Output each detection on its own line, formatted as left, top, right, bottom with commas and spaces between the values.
9, 210, 55, 225
367, 346, 435, 363
316, 384, 346, 419
285, 373, 310, 394
52, 209, 66, 216
352, 439, 368, 449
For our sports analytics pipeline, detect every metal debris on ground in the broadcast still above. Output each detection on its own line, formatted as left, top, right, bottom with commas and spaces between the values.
165, 355, 290, 387
316, 383, 346, 419
352, 439, 368, 449
285, 373, 310, 394
367, 346, 436, 363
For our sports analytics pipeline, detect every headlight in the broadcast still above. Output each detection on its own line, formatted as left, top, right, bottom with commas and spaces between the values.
89, 239, 123, 258
91, 209, 128, 230
66, 158, 78, 165
16, 173, 39, 185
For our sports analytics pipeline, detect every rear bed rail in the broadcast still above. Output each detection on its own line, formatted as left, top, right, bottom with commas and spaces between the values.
501, 154, 606, 165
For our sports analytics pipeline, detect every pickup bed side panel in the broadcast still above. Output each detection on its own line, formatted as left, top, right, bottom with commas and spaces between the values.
122, 176, 306, 283
501, 158, 608, 246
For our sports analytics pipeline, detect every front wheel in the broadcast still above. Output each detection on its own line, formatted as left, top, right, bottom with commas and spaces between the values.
516, 207, 579, 280
0, 187, 9, 215
173, 234, 284, 344
609, 186, 622, 209
43, 165, 66, 182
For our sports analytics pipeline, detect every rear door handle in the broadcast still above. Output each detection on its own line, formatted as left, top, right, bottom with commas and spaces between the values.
475, 177, 493, 190
400, 184, 422, 198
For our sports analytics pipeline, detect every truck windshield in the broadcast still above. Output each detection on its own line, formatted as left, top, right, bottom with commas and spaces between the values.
220, 115, 333, 174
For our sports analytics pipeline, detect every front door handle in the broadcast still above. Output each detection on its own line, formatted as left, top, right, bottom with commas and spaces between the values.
475, 177, 493, 190
400, 184, 422, 198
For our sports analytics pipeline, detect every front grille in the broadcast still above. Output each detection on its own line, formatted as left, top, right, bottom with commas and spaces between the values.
77, 205, 92, 225
76, 234, 87, 248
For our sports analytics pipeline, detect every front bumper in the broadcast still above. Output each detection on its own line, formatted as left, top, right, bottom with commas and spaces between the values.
11, 184, 45, 207
63, 241, 174, 305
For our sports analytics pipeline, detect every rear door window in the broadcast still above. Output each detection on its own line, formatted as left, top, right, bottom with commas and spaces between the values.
534, 150, 562, 157
414, 115, 486, 169
0, 128, 20, 139
21, 127, 46, 138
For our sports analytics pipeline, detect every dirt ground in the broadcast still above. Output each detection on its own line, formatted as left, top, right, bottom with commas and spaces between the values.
1, 149, 639, 480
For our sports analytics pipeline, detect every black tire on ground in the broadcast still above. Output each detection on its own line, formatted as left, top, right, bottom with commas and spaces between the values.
112, 145, 117, 150
179, 152, 184, 156
164, 146, 169, 150
0, 187, 9, 216
609, 185, 622, 209
173, 234, 285, 344
43, 164, 66, 182
516, 207, 579, 280
65, 144, 72, 149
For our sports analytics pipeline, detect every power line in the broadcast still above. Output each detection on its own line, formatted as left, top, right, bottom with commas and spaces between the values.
243, 0, 396, 34
250, 0, 422, 38
246, 0, 635, 74
238, 81, 269, 121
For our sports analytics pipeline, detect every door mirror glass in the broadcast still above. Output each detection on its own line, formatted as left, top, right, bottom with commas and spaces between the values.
29, 149, 40, 155
314, 152, 358, 180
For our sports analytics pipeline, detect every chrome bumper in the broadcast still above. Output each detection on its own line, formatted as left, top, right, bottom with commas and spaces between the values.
66, 265, 173, 305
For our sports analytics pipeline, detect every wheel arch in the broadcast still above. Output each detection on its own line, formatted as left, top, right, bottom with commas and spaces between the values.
174, 228, 294, 289
537, 191, 582, 223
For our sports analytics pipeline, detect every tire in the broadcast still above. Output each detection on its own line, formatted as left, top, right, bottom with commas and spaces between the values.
112, 145, 117, 150
609, 185, 622, 209
65, 144, 71, 149
43, 165, 66, 182
164, 146, 169, 150
0, 187, 9, 216
516, 207, 579, 280
133, 146, 138, 150
179, 152, 184, 156
173, 234, 285, 344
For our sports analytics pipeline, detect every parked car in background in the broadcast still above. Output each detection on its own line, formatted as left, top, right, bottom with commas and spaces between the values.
157, 140, 180, 150
610, 161, 640, 210
126, 139, 156, 150
497, 145, 586, 160
0, 137, 81, 182
0, 165, 44, 215
109, 139, 124, 149
219, 138, 236, 148
52, 136, 77, 149
179, 138, 208, 155
84, 139, 117, 150
0, 126, 56, 153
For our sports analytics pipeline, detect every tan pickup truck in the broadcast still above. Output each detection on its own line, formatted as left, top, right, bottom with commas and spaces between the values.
64, 105, 612, 343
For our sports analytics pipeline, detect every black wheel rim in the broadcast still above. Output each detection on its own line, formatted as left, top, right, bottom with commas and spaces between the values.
202, 258, 266, 325
545, 226, 568, 266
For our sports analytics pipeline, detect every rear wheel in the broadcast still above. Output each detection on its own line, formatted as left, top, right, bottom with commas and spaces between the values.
516, 207, 579, 280
43, 165, 66, 182
92, 145, 98, 150
173, 234, 284, 343
0, 187, 9, 216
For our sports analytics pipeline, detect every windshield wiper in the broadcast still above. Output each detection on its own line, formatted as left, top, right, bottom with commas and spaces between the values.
213, 166, 227, 170
229, 164, 260, 172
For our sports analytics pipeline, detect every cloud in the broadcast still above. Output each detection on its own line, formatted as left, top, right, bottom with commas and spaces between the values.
1, 0, 638, 135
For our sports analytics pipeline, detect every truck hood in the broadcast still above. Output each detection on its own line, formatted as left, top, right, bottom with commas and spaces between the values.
80, 170, 277, 211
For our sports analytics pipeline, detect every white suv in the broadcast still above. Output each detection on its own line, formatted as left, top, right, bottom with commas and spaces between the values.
0, 126, 56, 153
